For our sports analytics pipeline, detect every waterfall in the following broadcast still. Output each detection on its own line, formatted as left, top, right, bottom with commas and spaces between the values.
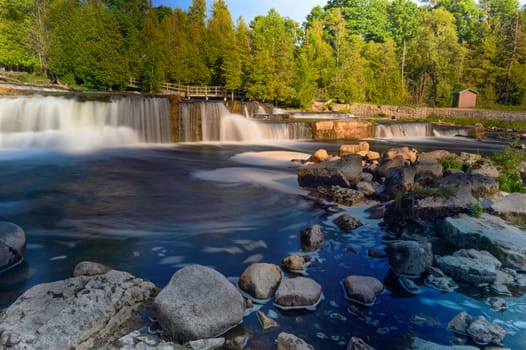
375, 122, 430, 138
0, 94, 171, 149
177, 102, 311, 142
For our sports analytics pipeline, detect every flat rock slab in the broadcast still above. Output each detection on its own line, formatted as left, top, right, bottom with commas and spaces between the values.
274, 277, 322, 309
0, 269, 158, 350
153, 265, 245, 342
442, 214, 526, 271
436, 255, 497, 286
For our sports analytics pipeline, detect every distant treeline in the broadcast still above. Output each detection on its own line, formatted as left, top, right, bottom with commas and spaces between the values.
0, 0, 525, 107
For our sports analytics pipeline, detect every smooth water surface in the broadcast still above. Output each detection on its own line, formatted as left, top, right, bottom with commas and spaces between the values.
1, 141, 525, 349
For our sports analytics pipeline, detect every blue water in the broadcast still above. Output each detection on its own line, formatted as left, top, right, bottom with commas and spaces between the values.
1, 141, 525, 349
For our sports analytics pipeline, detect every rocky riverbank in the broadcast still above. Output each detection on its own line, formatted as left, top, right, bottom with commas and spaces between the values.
2, 141, 526, 349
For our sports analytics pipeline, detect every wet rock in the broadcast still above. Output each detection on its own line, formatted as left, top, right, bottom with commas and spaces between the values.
238, 263, 282, 300
307, 149, 332, 163
310, 185, 365, 206
436, 254, 497, 286
468, 158, 500, 178
73, 261, 111, 277
448, 312, 506, 345
442, 213, 526, 271
0, 221, 26, 272
282, 255, 308, 272
382, 166, 416, 199
424, 274, 458, 292
274, 277, 322, 309
386, 241, 433, 278
487, 297, 507, 311
346, 337, 376, 350
489, 283, 511, 296
406, 336, 479, 350
297, 155, 362, 188
256, 310, 278, 330
491, 192, 526, 221
367, 249, 387, 259
334, 214, 363, 232
0, 269, 158, 349
153, 265, 245, 342
342, 275, 384, 306
453, 249, 501, 269
187, 338, 225, 350
275, 332, 314, 350
399, 277, 421, 294
300, 225, 324, 252
224, 332, 249, 350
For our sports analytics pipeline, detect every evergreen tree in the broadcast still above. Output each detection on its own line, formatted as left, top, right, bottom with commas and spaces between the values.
222, 17, 251, 98
207, 0, 234, 85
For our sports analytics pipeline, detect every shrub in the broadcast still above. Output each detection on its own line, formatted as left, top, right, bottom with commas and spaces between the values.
466, 203, 485, 218
438, 156, 463, 171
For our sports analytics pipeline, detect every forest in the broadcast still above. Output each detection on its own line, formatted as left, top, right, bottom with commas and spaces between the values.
0, 0, 525, 108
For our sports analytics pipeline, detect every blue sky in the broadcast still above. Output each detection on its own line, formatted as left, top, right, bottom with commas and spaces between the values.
151, 0, 328, 24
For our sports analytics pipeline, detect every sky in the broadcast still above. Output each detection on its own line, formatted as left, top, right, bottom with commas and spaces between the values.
151, 0, 328, 24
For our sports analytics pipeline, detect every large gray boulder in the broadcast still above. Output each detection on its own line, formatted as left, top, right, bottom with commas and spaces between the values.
468, 158, 500, 178
297, 155, 362, 188
273, 277, 322, 309
438, 173, 499, 198
238, 263, 282, 300
386, 241, 433, 278
0, 221, 26, 272
436, 253, 497, 286
0, 267, 158, 349
275, 332, 314, 350
441, 213, 526, 270
152, 265, 245, 342
491, 192, 526, 220
382, 166, 416, 199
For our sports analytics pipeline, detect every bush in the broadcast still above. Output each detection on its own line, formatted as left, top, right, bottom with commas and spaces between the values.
492, 141, 526, 192
466, 203, 485, 218
438, 156, 463, 171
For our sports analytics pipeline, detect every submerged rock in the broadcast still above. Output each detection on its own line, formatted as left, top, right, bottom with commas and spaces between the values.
0, 221, 26, 272
274, 277, 323, 309
275, 332, 315, 350
238, 263, 282, 300
386, 241, 433, 278
153, 265, 245, 342
256, 310, 278, 330
0, 268, 158, 349
300, 225, 324, 252
346, 337, 376, 350
342, 275, 384, 306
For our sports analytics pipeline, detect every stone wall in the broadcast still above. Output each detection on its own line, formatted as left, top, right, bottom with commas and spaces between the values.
345, 103, 526, 121
309, 120, 373, 140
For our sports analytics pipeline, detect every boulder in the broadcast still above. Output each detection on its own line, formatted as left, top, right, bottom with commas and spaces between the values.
0, 221, 26, 272
491, 192, 526, 220
273, 277, 322, 309
386, 241, 433, 278
309, 185, 365, 206
152, 265, 245, 342
73, 261, 110, 277
414, 163, 443, 185
238, 263, 282, 300
438, 173, 499, 198
342, 275, 384, 306
0, 269, 158, 349
346, 337, 376, 350
417, 150, 453, 164
382, 166, 416, 198
339, 142, 370, 157
109, 330, 182, 350
459, 152, 482, 166
448, 312, 506, 346
441, 213, 526, 270
406, 336, 479, 350
356, 181, 376, 196
300, 225, 324, 252
365, 151, 381, 161
377, 155, 407, 178
282, 255, 308, 272
307, 149, 331, 163
384, 147, 418, 163
298, 155, 362, 188
334, 214, 363, 232
468, 158, 500, 178
275, 332, 314, 350
436, 254, 497, 286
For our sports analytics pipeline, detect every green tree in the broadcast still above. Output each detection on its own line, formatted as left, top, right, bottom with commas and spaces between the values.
0, 0, 38, 70
186, 0, 210, 84
435, 0, 480, 44
138, 7, 166, 93
406, 7, 464, 105
207, 0, 234, 85
222, 17, 251, 98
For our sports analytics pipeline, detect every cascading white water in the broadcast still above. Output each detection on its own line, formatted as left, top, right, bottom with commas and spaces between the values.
0, 94, 171, 149
177, 102, 310, 142
375, 122, 430, 138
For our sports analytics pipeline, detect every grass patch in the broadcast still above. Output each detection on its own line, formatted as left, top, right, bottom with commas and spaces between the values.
465, 203, 486, 218
492, 140, 526, 192
438, 156, 464, 171
399, 115, 526, 131
508, 216, 526, 229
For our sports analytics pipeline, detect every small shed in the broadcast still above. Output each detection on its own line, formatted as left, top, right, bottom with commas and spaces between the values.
452, 88, 478, 108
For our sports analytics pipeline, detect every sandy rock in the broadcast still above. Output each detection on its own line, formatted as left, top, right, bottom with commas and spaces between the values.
339, 142, 370, 157
307, 149, 331, 163
238, 263, 282, 300
152, 265, 245, 342
0, 269, 158, 350
384, 146, 417, 163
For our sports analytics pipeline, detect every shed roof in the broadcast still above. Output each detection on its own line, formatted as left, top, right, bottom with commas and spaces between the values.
452, 88, 478, 95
